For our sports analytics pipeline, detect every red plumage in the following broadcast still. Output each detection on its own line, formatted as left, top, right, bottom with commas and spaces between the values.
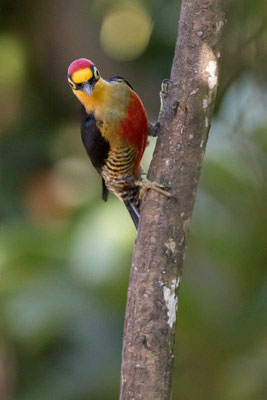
120, 91, 148, 176
68, 58, 94, 75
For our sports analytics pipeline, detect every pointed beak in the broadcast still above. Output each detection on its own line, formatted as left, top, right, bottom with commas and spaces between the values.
83, 83, 93, 97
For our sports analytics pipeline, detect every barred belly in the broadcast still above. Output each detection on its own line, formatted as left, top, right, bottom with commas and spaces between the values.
101, 146, 140, 204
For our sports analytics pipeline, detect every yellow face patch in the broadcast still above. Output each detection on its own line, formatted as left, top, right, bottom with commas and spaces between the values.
72, 68, 93, 84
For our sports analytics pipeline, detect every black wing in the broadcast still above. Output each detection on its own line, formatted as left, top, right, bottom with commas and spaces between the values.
81, 106, 110, 201
107, 75, 134, 90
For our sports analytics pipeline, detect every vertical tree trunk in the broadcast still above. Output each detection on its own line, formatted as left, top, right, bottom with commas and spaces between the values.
120, 1, 227, 399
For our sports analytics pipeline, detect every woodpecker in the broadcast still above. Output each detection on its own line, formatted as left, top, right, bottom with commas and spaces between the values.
67, 58, 169, 229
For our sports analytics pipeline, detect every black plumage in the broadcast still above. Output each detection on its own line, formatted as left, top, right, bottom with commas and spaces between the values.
123, 200, 139, 229
81, 106, 110, 201
81, 106, 110, 170
102, 178, 109, 202
107, 76, 134, 90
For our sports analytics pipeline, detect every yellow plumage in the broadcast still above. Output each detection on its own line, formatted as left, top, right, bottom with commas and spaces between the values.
73, 78, 131, 148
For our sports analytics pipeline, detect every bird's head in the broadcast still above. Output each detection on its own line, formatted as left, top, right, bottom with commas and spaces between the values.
67, 58, 100, 97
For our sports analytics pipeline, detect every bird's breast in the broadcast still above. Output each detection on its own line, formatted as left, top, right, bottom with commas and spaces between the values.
94, 84, 131, 146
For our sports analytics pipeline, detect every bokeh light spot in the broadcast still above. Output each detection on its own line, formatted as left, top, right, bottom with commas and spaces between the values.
100, 4, 152, 61
0, 34, 25, 86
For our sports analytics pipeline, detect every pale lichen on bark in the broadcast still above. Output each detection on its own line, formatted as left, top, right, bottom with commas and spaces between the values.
163, 278, 181, 329
120, 1, 227, 399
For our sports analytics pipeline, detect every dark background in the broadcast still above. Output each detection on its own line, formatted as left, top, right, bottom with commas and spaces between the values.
0, 0, 266, 399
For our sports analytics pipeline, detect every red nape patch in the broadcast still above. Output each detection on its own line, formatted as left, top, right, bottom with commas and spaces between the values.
68, 58, 94, 75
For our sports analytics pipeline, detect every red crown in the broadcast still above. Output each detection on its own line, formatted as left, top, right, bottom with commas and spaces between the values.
68, 58, 94, 75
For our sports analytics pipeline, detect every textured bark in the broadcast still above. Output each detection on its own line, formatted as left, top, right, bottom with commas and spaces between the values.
120, 1, 227, 399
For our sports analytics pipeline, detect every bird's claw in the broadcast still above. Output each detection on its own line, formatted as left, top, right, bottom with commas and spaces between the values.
159, 79, 173, 119
148, 121, 160, 137
148, 79, 173, 137
161, 78, 172, 96
136, 179, 171, 199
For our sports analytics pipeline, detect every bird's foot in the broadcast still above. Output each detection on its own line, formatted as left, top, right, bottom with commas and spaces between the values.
136, 178, 171, 199
160, 78, 172, 117
148, 121, 160, 137
160, 78, 172, 100
148, 79, 173, 137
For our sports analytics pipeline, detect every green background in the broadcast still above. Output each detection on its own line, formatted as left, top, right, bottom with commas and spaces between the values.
0, 0, 266, 399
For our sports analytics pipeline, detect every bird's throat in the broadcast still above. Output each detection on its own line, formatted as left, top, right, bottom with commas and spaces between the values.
73, 78, 108, 114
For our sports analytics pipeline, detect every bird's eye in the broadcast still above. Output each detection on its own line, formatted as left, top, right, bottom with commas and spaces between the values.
93, 67, 100, 80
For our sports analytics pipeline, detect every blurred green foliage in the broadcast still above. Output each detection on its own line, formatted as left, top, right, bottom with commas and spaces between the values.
0, 0, 266, 399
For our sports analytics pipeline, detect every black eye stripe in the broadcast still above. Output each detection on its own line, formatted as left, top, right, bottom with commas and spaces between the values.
68, 69, 100, 92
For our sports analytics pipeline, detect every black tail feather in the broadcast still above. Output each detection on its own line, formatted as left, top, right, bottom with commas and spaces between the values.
124, 200, 139, 230
102, 178, 109, 201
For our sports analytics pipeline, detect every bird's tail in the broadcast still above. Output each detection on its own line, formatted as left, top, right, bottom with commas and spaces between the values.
124, 200, 140, 230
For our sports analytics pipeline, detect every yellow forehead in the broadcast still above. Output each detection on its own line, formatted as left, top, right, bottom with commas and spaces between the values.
72, 68, 93, 84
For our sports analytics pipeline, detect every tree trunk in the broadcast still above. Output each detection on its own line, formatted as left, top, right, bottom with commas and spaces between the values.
120, 1, 227, 399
